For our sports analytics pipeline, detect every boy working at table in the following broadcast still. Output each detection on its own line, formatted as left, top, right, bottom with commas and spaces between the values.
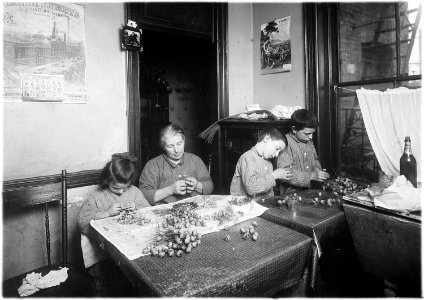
230, 127, 294, 201
277, 109, 330, 194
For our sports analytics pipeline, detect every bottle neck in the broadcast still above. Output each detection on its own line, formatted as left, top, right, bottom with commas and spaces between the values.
404, 142, 412, 155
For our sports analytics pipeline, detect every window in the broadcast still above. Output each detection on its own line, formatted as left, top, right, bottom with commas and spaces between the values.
304, 2, 422, 182
339, 2, 422, 81
339, 3, 397, 81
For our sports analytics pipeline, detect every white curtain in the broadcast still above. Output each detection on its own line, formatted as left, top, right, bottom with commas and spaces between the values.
356, 87, 422, 182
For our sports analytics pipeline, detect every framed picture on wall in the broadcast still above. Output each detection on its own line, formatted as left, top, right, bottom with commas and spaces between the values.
3, 2, 87, 103
260, 16, 292, 75
121, 25, 143, 51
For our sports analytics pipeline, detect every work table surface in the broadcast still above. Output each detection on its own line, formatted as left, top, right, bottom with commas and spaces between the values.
91, 217, 313, 297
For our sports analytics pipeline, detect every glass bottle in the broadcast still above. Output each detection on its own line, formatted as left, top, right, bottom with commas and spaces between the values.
400, 136, 417, 188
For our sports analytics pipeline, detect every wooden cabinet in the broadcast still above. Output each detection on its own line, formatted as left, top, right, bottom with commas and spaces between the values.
129, 3, 213, 39
218, 119, 292, 194
343, 202, 421, 296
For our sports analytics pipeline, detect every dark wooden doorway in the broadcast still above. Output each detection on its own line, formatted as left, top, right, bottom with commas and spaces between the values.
125, 3, 228, 189
138, 30, 217, 167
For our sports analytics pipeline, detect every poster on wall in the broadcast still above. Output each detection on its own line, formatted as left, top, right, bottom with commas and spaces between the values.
3, 2, 87, 103
260, 16, 292, 75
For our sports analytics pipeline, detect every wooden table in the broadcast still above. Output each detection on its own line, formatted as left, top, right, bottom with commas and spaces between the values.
259, 190, 350, 293
342, 199, 421, 297
259, 190, 348, 248
91, 217, 313, 297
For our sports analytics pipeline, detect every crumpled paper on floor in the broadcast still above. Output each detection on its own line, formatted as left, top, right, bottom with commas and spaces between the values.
374, 176, 422, 212
17, 267, 69, 297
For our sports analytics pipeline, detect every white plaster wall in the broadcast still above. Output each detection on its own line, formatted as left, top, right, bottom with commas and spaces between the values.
3, 3, 127, 280
3, 3, 127, 180
228, 3, 254, 115
252, 3, 306, 109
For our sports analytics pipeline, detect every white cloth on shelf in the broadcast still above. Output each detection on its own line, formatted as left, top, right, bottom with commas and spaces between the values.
17, 267, 69, 297
238, 112, 269, 120
356, 87, 421, 182
374, 175, 423, 212
245, 104, 262, 112
270, 105, 302, 119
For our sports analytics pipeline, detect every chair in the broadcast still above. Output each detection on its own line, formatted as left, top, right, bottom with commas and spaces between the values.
3, 170, 90, 297
207, 153, 212, 174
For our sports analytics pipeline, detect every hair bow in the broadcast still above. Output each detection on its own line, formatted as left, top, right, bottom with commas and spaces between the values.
112, 152, 138, 163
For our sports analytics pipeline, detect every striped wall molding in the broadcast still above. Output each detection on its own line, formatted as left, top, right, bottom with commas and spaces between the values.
3, 169, 102, 192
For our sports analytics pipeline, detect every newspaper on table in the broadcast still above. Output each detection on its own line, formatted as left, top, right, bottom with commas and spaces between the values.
90, 195, 269, 260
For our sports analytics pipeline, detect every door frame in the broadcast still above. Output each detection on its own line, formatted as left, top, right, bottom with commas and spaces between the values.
304, 3, 338, 173
124, 3, 228, 180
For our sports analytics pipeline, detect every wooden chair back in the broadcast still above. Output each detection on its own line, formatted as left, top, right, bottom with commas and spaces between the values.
207, 153, 212, 174
3, 170, 68, 266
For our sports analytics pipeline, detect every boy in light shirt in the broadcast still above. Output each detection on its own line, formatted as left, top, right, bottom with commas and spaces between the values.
277, 109, 330, 194
230, 127, 294, 201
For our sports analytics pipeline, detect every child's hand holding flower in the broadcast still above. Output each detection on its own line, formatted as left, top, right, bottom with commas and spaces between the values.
108, 203, 123, 216
123, 202, 136, 211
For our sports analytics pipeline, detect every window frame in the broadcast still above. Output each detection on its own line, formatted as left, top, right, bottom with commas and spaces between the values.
304, 2, 422, 178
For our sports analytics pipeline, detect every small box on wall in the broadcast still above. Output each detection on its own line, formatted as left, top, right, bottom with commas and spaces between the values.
121, 20, 143, 52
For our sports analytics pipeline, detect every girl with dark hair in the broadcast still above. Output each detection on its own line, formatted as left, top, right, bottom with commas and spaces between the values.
78, 152, 150, 296
79, 153, 149, 233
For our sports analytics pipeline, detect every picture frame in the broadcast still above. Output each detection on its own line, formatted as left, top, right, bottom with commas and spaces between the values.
121, 25, 143, 51
3, 2, 87, 103
260, 16, 292, 75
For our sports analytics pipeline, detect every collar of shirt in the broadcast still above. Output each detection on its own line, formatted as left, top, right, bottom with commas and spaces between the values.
289, 132, 311, 145
163, 153, 185, 168
289, 132, 301, 143
251, 146, 265, 160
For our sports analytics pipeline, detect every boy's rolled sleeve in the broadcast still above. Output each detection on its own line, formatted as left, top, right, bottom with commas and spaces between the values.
277, 147, 312, 187
289, 170, 313, 188
312, 146, 322, 170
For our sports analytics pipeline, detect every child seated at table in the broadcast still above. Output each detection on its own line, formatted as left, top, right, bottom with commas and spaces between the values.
230, 127, 294, 201
277, 109, 330, 194
78, 152, 150, 296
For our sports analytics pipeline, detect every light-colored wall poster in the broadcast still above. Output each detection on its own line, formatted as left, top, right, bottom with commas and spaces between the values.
260, 16, 292, 75
3, 2, 87, 103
